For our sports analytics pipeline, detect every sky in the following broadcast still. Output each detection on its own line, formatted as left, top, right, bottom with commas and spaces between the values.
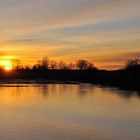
0, 0, 140, 69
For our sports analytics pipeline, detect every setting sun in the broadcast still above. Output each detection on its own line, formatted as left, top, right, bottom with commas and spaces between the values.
0, 60, 13, 71
4, 66, 12, 71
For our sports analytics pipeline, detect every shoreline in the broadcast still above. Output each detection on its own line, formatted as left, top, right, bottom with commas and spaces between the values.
0, 69, 139, 92
0, 78, 139, 93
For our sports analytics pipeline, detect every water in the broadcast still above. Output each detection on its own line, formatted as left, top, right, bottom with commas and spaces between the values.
0, 84, 139, 140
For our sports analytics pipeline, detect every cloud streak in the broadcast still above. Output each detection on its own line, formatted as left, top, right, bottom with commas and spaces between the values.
0, 0, 140, 69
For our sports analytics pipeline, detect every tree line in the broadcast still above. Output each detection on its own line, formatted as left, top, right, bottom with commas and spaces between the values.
1, 57, 140, 71
13, 57, 97, 71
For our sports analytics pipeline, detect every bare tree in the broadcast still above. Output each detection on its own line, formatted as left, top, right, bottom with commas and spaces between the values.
86, 63, 96, 70
68, 63, 76, 70
42, 57, 49, 69
125, 59, 140, 70
13, 59, 22, 70
76, 59, 95, 70
58, 61, 68, 70
49, 60, 57, 70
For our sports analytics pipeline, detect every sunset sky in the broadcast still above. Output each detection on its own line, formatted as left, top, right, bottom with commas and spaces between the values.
0, 0, 140, 69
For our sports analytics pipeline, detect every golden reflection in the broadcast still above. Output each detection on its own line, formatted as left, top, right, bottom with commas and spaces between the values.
0, 84, 139, 108
0, 84, 139, 140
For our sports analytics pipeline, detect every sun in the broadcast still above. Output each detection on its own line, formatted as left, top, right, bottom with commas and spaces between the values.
4, 66, 12, 71
0, 60, 13, 71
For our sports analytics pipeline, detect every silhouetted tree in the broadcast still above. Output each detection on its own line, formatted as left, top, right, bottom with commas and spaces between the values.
13, 59, 23, 70
33, 57, 50, 71
88, 63, 97, 70
125, 59, 140, 70
58, 61, 68, 70
49, 60, 57, 70
32, 64, 37, 69
41, 57, 49, 69
11, 57, 99, 71
68, 63, 76, 70
76, 59, 96, 70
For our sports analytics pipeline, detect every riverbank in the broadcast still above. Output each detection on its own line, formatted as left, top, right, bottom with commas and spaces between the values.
0, 69, 140, 91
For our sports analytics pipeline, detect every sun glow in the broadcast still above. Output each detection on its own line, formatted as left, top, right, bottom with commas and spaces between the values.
0, 60, 13, 71
4, 66, 12, 71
